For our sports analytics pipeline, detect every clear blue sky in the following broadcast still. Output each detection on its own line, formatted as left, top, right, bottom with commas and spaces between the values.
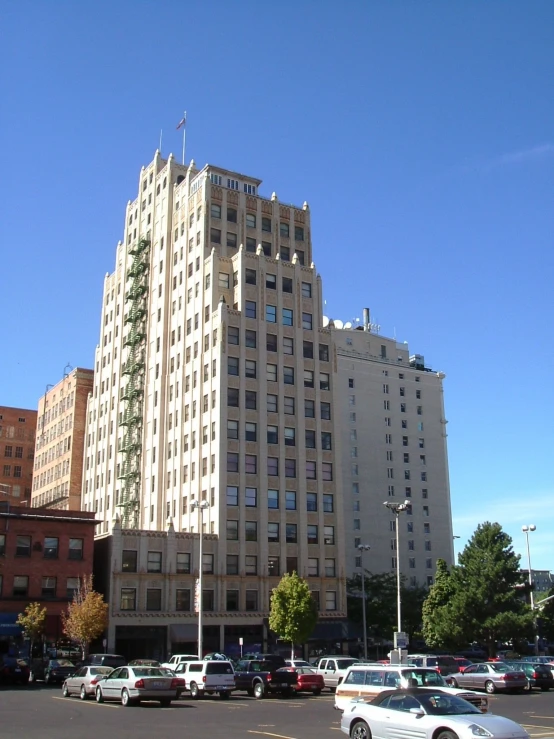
2, 1, 553, 569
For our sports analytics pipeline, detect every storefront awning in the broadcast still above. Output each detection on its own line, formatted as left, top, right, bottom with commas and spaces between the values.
0, 613, 22, 637
310, 619, 349, 640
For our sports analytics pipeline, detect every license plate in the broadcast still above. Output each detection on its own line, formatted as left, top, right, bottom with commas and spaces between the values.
15, 669, 21, 673
151, 681, 164, 688
281, 683, 288, 687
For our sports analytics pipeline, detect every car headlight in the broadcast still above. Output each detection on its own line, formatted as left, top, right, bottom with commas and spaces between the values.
468, 724, 493, 737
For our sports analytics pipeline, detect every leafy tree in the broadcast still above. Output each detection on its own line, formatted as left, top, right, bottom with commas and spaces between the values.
17, 602, 47, 658
537, 587, 554, 644
62, 575, 108, 659
422, 559, 463, 650
269, 572, 318, 659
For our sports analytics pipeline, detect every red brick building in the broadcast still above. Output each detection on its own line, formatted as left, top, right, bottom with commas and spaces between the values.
0, 506, 98, 645
0, 406, 37, 505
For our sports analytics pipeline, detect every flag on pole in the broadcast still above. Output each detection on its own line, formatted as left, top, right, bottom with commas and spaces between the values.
176, 113, 187, 130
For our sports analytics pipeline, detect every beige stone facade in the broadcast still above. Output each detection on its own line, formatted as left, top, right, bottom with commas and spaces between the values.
31, 368, 94, 510
83, 153, 347, 658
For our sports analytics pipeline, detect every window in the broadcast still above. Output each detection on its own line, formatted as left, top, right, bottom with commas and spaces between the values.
295, 226, 304, 241
266, 333, 277, 352
320, 402, 331, 420
228, 326, 241, 346
285, 458, 296, 478
305, 429, 316, 448
245, 422, 257, 441
147, 551, 162, 573
282, 308, 293, 326
177, 552, 191, 573
283, 336, 294, 355
321, 432, 332, 450
306, 460, 316, 479
245, 487, 257, 507
423, 505, 429, 517
245, 268, 257, 285
308, 558, 319, 576
267, 394, 278, 413
211, 203, 221, 218
284, 396, 295, 415
307, 492, 317, 511
262, 217, 271, 232
266, 273, 276, 289
227, 206, 237, 223
286, 524, 297, 543
246, 213, 256, 228
122, 550, 138, 572
268, 489, 279, 509
176, 589, 191, 611
319, 373, 330, 390
245, 590, 258, 611
319, 343, 329, 361
228, 356, 239, 375
285, 491, 297, 510
228, 388, 239, 407
245, 330, 257, 348
226, 486, 238, 506
279, 222, 290, 237
16, 535, 31, 557
245, 359, 257, 379
203, 554, 214, 574
280, 246, 290, 261
303, 340, 314, 359
322, 462, 333, 481
301, 281, 312, 298
67, 577, 80, 599
245, 455, 257, 474
44, 537, 59, 559
417, 406, 423, 415
41, 577, 56, 598
245, 521, 258, 541
305, 399, 315, 418
302, 312, 313, 330
267, 457, 278, 476
267, 425, 278, 444
227, 420, 239, 439
12, 575, 28, 597
324, 526, 335, 545
226, 589, 239, 612
0, 535, 5, 556
245, 391, 257, 410
282, 276, 293, 293
211, 228, 221, 244
325, 558, 336, 577
283, 367, 295, 385
325, 591, 336, 610
120, 588, 136, 611
202, 590, 215, 611
245, 301, 257, 319
304, 370, 314, 388
323, 494, 334, 513
227, 453, 239, 473
268, 523, 279, 542
227, 520, 239, 540
227, 232, 237, 248
146, 589, 162, 611
307, 525, 318, 544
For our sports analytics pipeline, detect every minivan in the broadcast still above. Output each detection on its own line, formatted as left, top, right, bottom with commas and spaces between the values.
407, 654, 458, 675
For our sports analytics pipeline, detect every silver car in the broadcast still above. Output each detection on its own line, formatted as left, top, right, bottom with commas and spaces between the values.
450, 662, 528, 694
62, 666, 113, 700
95, 666, 179, 706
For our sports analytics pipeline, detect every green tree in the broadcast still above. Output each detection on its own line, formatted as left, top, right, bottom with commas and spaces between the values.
269, 572, 318, 659
537, 587, 554, 645
422, 559, 463, 650
17, 602, 47, 658
62, 575, 108, 659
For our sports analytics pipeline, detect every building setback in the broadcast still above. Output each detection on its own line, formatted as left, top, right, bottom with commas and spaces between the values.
83, 152, 347, 658
0, 406, 37, 505
32, 368, 94, 510
333, 316, 454, 584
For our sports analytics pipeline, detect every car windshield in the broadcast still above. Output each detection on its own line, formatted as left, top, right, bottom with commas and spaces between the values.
419, 693, 481, 715
299, 668, 316, 674
401, 669, 446, 687
337, 659, 358, 670
91, 667, 112, 675
52, 660, 74, 667
132, 668, 166, 677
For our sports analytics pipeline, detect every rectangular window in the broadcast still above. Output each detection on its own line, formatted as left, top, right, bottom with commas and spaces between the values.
41, 576, 56, 598
323, 494, 334, 513
245, 330, 256, 348
266, 333, 277, 352
325, 558, 336, 577
283, 336, 294, 355
177, 552, 191, 573
283, 367, 294, 385
320, 402, 331, 420
245, 521, 258, 541
307, 525, 318, 544
227, 453, 239, 472
228, 388, 239, 407
245, 300, 257, 319
245, 422, 257, 442
176, 589, 191, 612
286, 523, 297, 543
211, 203, 221, 218
211, 228, 221, 244
226, 485, 238, 506
245, 268, 257, 285
280, 246, 290, 261
267, 394, 278, 413
268, 523, 279, 543
228, 356, 239, 375
44, 537, 59, 559
246, 213, 256, 228
267, 425, 278, 444
262, 217, 272, 232
282, 308, 293, 326
321, 432, 332, 450
284, 396, 295, 415
305, 429, 316, 448
319, 373, 330, 390
322, 462, 333, 481
304, 370, 314, 388
306, 460, 316, 479
120, 588, 136, 611
303, 340, 314, 359
67, 577, 80, 600
227, 520, 239, 540
146, 588, 162, 611
307, 492, 317, 512
245, 590, 258, 611
245, 390, 257, 410
147, 551, 162, 573
319, 343, 329, 361
301, 281, 312, 298
324, 526, 335, 545
122, 550, 138, 572
245, 359, 257, 379
325, 591, 336, 610
268, 489, 279, 509
305, 399, 315, 418
302, 312, 313, 330
282, 276, 293, 293
226, 589, 239, 612
267, 457, 279, 476
16, 535, 31, 557
308, 558, 319, 576
245, 455, 257, 474
285, 458, 296, 478
228, 326, 239, 345
285, 491, 297, 510
266, 273, 276, 289
227, 420, 239, 439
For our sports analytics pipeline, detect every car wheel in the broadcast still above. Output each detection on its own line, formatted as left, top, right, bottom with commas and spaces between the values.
121, 688, 133, 707
62, 683, 69, 697
159, 698, 171, 707
350, 719, 372, 739
312, 688, 321, 696
44, 673, 50, 685
485, 681, 496, 694
253, 682, 264, 699
219, 691, 230, 700
436, 732, 459, 739
96, 687, 104, 703
29, 671, 37, 684
80, 685, 87, 700
190, 681, 201, 699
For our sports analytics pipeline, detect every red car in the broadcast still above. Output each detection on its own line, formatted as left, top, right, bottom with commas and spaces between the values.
278, 667, 324, 695
453, 657, 473, 673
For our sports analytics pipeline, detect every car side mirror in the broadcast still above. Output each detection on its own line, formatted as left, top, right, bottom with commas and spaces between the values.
409, 708, 425, 717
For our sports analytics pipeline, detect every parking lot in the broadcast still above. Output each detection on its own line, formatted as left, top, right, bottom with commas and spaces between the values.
1, 684, 554, 739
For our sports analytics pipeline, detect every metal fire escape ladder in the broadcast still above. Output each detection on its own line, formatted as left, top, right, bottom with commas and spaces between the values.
117, 234, 150, 528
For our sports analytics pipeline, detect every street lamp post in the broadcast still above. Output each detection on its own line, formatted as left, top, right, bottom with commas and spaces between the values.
522, 524, 538, 655
383, 500, 410, 639
192, 500, 210, 658
357, 544, 371, 661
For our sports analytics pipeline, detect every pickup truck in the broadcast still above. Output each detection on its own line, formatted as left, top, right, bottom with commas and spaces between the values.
234, 659, 297, 698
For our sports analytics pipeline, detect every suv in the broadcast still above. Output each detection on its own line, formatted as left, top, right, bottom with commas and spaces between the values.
161, 654, 198, 671
181, 660, 235, 699
315, 656, 360, 690
407, 654, 458, 676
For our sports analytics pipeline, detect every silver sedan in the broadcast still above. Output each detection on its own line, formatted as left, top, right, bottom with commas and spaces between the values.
63, 666, 113, 700
449, 662, 528, 694
95, 666, 179, 706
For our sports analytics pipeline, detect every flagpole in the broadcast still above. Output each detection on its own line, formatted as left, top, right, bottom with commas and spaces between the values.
159, 129, 163, 154
182, 112, 186, 165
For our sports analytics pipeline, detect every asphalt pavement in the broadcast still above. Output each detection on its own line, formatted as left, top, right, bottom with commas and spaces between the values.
1, 684, 554, 739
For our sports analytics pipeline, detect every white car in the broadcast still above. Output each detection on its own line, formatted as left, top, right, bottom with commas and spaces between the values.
341, 687, 529, 739
180, 660, 236, 699
161, 654, 198, 671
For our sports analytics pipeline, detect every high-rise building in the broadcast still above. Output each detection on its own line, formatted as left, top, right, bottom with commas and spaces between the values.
31, 368, 94, 510
84, 152, 347, 658
0, 406, 37, 504
333, 313, 454, 585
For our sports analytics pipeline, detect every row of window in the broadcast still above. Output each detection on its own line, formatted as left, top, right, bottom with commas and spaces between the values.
228, 374, 331, 403
3, 445, 26, 458
385, 485, 429, 500
0, 535, 84, 560
226, 486, 334, 512
227, 520, 336, 546
383, 384, 422, 399
384, 435, 426, 448
385, 453, 427, 464
228, 397, 331, 424
0, 574, 80, 599
229, 333, 328, 361
386, 469, 428, 481
229, 423, 332, 449
210, 203, 304, 239
2, 465, 22, 477
227, 454, 333, 480
244, 269, 313, 299
212, 231, 306, 263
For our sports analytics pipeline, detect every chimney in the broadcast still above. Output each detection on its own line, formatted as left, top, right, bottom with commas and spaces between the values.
363, 308, 370, 332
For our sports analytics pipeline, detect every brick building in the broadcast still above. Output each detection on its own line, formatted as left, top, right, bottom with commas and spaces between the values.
0, 406, 37, 505
0, 506, 98, 645
31, 368, 94, 510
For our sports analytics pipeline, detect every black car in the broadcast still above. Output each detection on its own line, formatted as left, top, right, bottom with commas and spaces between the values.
0, 655, 30, 685
30, 659, 75, 684
505, 661, 554, 691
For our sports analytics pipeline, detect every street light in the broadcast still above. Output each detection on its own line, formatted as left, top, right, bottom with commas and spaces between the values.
522, 524, 538, 655
357, 545, 371, 660
191, 500, 210, 658
383, 500, 411, 638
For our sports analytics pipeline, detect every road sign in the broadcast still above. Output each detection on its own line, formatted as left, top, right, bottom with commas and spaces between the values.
394, 631, 408, 649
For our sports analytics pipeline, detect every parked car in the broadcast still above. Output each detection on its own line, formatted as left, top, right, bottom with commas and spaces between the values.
95, 666, 181, 706
504, 661, 554, 691
407, 654, 459, 676
62, 666, 113, 699
178, 659, 236, 699
449, 662, 528, 694
457, 646, 488, 660
161, 654, 198, 671
279, 667, 324, 695
128, 659, 161, 667
234, 658, 297, 698
340, 688, 529, 739
314, 656, 361, 690
76, 654, 126, 670
243, 653, 287, 667
490, 650, 520, 661
453, 657, 474, 673
30, 659, 75, 684
0, 655, 30, 685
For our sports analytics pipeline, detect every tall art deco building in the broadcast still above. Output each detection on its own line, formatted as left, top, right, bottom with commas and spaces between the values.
84, 152, 347, 658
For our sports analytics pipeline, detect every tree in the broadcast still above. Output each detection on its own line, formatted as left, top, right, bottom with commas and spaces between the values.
422, 523, 533, 656
17, 602, 47, 658
269, 572, 318, 659
62, 575, 108, 658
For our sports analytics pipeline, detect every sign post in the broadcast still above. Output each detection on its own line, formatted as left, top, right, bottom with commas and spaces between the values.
239, 637, 243, 659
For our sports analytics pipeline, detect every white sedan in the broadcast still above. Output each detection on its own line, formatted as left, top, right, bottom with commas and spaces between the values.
341, 688, 529, 739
